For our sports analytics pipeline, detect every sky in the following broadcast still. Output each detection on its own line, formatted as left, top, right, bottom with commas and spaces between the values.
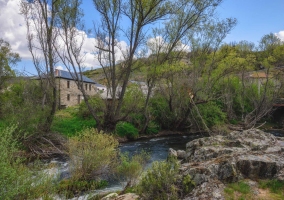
0, 0, 283, 75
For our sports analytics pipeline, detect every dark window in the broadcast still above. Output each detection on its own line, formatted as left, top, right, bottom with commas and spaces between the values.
67, 94, 70, 101
89, 84, 91, 91
85, 84, 88, 90
67, 81, 70, 88
77, 95, 81, 104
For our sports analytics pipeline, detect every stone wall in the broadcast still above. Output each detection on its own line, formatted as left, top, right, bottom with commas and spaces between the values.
57, 78, 97, 107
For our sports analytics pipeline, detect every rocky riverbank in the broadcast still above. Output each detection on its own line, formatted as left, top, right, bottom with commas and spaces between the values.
168, 129, 284, 199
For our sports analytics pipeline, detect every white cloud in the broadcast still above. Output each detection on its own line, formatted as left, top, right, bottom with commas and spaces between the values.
147, 36, 190, 56
55, 65, 64, 70
275, 30, 284, 41
0, 0, 30, 58
0, 0, 129, 71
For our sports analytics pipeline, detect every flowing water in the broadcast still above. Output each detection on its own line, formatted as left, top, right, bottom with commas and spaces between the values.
46, 130, 283, 199
44, 133, 205, 199
119, 133, 206, 162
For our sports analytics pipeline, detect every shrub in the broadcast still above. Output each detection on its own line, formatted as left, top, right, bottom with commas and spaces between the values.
0, 125, 55, 199
115, 121, 139, 139
136, 158, 194, 199
116, 151, 150, 188
195, 101, 226, 128
0, 80, 51, 139
121, 84, 144, 115
146, 121, 160, 135
68, 128, 119, 180
78, 95, 105, 119
149, 95, 175, 129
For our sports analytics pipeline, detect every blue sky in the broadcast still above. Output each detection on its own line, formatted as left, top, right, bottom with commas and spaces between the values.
0, 0, 283, 75
217, 0, 284, 44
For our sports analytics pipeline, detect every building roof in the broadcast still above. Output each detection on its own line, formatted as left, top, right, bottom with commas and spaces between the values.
95, 83, 106, 88
55, 69, 96, 84
249, 72, 267, 78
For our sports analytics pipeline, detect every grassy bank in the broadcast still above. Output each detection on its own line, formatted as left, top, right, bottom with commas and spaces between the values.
224, 179, 284, 200
51, 106, 96, 137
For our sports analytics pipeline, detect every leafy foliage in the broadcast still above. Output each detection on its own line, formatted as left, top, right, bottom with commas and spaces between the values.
0, 125, 55, 199
195, 101, 226, 128
78, 94, 105, 119
146, 121, 160, 134
0, 38, 19, 90
115, 121, 139, 139
67, 128, 119, 180
136, 158, 195, 199
116, 151, 150, 187
149, 95, 175, 129
0, 80, 51, 139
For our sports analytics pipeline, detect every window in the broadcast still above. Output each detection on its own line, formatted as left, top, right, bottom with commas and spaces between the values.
67, 94, 70, 101
85, 84, 88, 90
67, 81, 70, 88
89, 84, 91, 91
77, 95, 81, 104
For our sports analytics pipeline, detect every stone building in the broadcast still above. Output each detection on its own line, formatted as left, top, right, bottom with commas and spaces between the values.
55, 69, 98, 107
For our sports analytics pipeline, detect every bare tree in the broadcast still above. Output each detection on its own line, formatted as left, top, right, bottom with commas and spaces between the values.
54, 0, 103, 129
93, 0, 170, 130
21, 0, 59, 131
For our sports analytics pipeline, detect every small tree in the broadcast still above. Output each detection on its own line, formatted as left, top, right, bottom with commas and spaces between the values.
0, 39, 19, 90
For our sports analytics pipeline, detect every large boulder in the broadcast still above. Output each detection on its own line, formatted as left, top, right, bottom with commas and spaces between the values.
178, 129, 284, 199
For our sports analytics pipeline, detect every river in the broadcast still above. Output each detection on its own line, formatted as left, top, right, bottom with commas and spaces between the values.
46, 130, 283, 199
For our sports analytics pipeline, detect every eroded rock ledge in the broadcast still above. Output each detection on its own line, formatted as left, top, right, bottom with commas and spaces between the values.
171, 129, 284, 200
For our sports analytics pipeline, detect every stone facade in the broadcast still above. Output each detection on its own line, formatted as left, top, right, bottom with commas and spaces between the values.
57, 78, 97, 107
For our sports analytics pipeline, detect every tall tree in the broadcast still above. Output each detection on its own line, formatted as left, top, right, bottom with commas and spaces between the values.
54, 0, 103, 129
93, 0, 233, 130
93, 0, 170, 129
21, 0, 59, 131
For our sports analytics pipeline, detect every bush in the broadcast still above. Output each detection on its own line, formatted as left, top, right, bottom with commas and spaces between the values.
68, 128, 119, 180
149, 95, 175, 130
121, 84, 144, 115
0, 125, 55, 199
146, 121, 160, 135
116, 151, 150, 188
115, 121, 139, 139
195, 101, 226, 128
78, 95, 105, 119
136, 159, 195, 199
0, 80, 51, 139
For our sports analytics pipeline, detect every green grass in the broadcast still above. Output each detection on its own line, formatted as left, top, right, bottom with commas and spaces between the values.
51, 106, 96, 137
227, 181, 250, 194
259, 179, 284, 195
57, 179, 107, 199
224, 181, 252, 200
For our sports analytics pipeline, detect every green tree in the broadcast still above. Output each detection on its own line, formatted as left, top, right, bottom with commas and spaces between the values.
0, 39, 20, 118
0, 39, 19, 90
